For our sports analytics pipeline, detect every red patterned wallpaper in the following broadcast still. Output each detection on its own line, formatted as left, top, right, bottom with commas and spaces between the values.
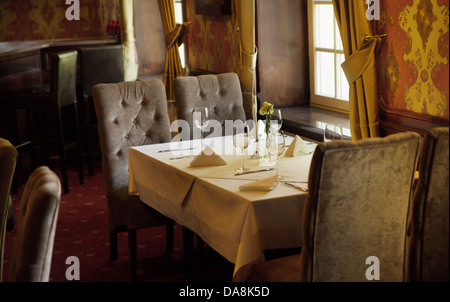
184, 0, 240, 74
377, 0, 449, 119
0, 0, 119, 41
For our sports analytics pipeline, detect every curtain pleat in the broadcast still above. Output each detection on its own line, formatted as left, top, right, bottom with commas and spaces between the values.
333, 0, 380, 140
121, 0, 138, 81
158, 0, 187, 101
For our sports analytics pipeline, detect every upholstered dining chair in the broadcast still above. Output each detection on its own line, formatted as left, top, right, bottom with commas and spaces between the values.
174, 72, 247, 139
92, 79, 174, 282
8, 50, 84, 194
0, 137, 18, 281
250, 132, 421, 282
407, 127, 449, 282
79, 44, 124, 176
8, 166, 61, 282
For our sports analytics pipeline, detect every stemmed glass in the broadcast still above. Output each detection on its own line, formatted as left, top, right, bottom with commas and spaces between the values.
268, 128, 286, 180
233, 125, 252, 173
272, 109, 283, 131
193, 107, 209, 149
324, 123, 343, 142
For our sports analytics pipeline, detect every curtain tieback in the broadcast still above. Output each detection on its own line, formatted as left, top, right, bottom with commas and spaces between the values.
341, 37, 379, 85
241, 45, 258, 71
165, 22, 190, 49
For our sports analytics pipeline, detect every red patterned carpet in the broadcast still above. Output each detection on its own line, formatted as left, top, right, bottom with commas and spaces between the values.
2, 163, 233, 282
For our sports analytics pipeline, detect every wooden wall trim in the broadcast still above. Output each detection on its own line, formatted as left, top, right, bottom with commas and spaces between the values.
379, 101, 449, 137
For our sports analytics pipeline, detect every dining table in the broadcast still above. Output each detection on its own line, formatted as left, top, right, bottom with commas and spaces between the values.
128, 134, 316, 281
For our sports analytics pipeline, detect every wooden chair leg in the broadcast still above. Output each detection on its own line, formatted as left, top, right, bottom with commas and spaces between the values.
182, 227, 194, 279
73, 103, 84, 185
56, 109, 69, 194
128, 229, 137, 282
165, 223, 174, 254
110, 231, 118, 261
84, 97, 95, 176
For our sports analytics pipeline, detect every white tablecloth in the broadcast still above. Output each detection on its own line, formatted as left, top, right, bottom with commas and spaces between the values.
128, 136, 314, 281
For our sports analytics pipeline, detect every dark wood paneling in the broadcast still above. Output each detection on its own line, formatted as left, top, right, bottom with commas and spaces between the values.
133, 0, 166, 78
256, 0, 310, 107
379, 102, 449, 137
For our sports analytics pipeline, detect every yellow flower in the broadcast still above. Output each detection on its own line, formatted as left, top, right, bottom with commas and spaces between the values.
259, 102, 274, 116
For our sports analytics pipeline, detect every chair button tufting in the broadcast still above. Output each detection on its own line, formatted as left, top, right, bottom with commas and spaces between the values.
112, 119, 118, 124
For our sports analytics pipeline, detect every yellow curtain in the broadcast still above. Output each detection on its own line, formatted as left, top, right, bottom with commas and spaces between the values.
158, 0, 188, 100
333, 0, 380, 140
234, 0, 257, 122
121, 0, 138, 81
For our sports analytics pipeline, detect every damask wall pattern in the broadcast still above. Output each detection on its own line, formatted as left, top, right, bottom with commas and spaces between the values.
0, 0, 119, 41
184, 0, 241, 74
377, 0, 449, 119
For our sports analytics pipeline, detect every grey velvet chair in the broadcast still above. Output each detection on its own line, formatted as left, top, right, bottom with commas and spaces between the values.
0, 137, 18, 281
92, 79, 174, 282
250, 132, 421, 282
8, 166, 61, 282
174, 72, 246, 139
79, 44, 124, 176
407, 127, 449, 282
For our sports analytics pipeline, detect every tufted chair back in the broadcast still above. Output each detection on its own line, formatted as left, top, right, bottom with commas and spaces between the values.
92, 79, 172, 196
174, 73, 246, 139
9, 166, 61, 282
407, 127, 449, 282
92, 79, 174, 281
299, 132, 421, 282
0, 137, 18, 281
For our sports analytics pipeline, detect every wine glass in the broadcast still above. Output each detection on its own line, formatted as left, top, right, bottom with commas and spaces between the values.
272, 109, 283, 131
268, 129, 285, 180
233, 125, 252, 173
324, 123, 343, 142
193, 107, 209, 148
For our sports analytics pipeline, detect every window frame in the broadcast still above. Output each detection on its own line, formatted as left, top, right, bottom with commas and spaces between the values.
307, 0, 349, 114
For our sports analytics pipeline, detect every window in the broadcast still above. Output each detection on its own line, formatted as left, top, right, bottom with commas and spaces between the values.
308, 0, 349, 113
174, 0, 186, 69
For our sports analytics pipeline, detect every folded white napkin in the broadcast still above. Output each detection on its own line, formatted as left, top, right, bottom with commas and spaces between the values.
190, 146, 227, 167
239, 175, 278, 191
284, 135, 315, 157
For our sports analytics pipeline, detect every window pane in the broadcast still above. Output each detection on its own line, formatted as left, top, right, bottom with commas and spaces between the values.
314, 4, 334, 49
316, 51, 335, 97
175, 2, 183, 23
335, 19, 343, 51
336, 53, 349, 100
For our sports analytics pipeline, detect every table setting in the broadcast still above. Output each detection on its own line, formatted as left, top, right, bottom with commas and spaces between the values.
128, 112, 318, 281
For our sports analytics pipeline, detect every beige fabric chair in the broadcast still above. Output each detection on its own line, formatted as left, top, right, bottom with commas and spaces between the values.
251, 132, 421, 282
92, 79, 174, 282
8, 166, 61, 282
407, 127, 449, 282
0, 137, 18, 281
174, 72, 246, 139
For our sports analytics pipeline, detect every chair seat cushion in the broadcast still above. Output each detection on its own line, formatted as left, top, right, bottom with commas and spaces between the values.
250, 253, 301, 282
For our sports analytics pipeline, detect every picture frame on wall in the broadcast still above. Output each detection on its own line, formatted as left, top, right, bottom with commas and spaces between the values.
195, 0, 231, 16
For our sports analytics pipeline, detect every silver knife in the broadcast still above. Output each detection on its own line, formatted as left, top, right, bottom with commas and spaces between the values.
235, 168, 274, 176
280, 181, 308, 192
158, 147, 195, 153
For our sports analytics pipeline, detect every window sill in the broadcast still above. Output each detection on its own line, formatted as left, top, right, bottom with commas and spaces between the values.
279, 106, 351, 142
